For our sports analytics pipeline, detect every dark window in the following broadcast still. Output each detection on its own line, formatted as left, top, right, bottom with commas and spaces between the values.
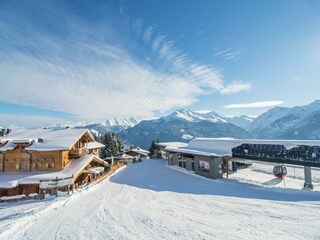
198, 160, 210, 173
48, 162, 55, 168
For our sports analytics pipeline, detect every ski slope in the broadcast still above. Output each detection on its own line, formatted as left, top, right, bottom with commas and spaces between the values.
0, 159, 320, 240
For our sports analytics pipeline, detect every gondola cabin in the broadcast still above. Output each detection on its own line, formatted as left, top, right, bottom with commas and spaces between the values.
273, 165, 287, 179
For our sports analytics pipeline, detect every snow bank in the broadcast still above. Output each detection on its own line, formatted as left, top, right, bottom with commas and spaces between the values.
0, 194, 26, 200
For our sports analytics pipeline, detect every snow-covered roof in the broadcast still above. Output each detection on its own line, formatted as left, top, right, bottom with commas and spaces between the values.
84, 167, 105, 174
165, 138, 320, 157
156, 142, 188, 148
61, 154, 108, 179
0, 142, 18, 151
0, 128, 95, 151
126, 148, 150, 156
0, 154, 108, 188
87, 141, 105, 149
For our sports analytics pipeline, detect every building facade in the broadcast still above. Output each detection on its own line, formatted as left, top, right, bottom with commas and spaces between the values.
0, 128, 110, 197
167, 152, 223, 179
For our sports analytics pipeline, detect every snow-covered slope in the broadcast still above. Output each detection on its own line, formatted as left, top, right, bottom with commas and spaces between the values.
250, 100, 320, 139
227, 115, 255, 129
105, 117, 142, 128
249, 106, 291, 132
165, 109, 228, 123
0, 159, 319, 240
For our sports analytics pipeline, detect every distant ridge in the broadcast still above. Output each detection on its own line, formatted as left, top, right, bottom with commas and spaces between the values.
119, 109, 252, 148
249, 100, 320, 139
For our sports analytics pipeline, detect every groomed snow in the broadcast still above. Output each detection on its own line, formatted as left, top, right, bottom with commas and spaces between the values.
0, 159, 319, 240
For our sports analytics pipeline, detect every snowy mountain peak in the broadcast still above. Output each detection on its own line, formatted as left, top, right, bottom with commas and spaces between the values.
227, 115, 255, 130
163, 109, 256, 127
305, 99, 320, 112
165, 109, 228, 123
249, 99, 320, 132
105, 117, 142, 128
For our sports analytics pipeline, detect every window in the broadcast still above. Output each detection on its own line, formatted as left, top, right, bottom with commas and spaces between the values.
35, 162, 41, 169
198, 160, 210, 173
47, 162, 55, 168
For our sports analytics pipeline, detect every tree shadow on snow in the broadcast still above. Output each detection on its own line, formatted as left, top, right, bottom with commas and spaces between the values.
110, 159, 320, 202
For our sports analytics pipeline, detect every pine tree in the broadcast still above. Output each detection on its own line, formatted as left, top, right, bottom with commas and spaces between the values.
156, 138, 162, 158
149, 140, 156, 156
148, 138, 162, 158
100, 132, 124, 158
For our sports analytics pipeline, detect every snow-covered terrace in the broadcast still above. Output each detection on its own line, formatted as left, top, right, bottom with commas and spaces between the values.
0, 154, 108, 188
127, 147, 150, 156
164, 138, 320, 157
156, 142, 188, 149
86, 141, 105, 149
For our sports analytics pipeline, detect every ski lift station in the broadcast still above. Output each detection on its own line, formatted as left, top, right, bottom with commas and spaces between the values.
158, 138, 320, 189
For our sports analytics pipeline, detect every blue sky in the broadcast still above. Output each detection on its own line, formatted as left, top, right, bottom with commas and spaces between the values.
1, 0, 320, 127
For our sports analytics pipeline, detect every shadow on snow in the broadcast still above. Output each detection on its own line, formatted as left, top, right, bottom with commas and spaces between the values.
110, 159, 320, 202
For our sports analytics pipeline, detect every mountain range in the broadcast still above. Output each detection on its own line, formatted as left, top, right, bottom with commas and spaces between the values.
119, 100, 320, 148
118, 109, 252, 148
249, 100, 320, 139
28, 100, 320, 149
43, 117, 142, 136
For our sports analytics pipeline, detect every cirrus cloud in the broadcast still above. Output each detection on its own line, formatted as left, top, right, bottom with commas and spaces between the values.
0, 2, 252, 120
224, 101, 284, 109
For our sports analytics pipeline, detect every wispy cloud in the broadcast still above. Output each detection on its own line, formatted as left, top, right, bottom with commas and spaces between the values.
290, 76, 304, 83
119, 0, 124, 16
0, 2, 251, 121
214, 48, 244, 60
224, 101, 284, 109
143, 26, 155, 44
220, 82, 252, 95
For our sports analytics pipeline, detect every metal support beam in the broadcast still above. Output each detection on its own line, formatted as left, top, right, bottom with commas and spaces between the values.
232, 143, 320, 168
304, 166, 313, 190
228, 160, 233, 173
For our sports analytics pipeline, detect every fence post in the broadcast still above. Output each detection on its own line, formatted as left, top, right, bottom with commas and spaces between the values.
55, 176, 58, 197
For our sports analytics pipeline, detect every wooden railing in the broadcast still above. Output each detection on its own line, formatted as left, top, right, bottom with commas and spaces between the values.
69, 149, 89, 157
96, 162, 126, 183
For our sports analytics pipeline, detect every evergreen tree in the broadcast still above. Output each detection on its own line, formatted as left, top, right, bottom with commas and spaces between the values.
99, 132, 124, 158
156, 138, 162, 158
148, 138, 162, 158
149, 140, 156, 156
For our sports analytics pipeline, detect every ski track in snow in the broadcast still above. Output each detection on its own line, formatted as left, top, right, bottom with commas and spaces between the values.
0, 159, 320, 240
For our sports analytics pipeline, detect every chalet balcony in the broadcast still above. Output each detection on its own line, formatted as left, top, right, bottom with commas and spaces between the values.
69, 149, 89, 158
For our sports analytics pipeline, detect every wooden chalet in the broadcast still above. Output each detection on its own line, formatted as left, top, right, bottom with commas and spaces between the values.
113, 147, 150, 164
0, 128, 109, 197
